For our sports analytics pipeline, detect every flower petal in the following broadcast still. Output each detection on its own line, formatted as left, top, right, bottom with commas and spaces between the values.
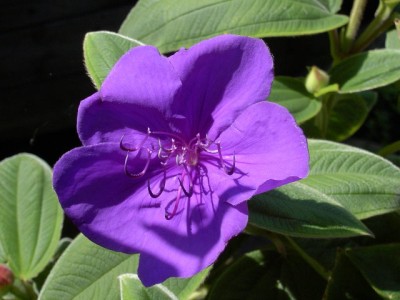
101, 46, 182, 110
53, 143, 248, 286
207, 101, 309, 206
53, 143, 172, 251
169, 34, 273, 139
78, 46, 184, 146
138, 199, 248, 286
77, 92, 172, 146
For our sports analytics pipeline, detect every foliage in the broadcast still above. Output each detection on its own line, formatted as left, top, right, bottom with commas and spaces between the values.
1, 0, 400, 299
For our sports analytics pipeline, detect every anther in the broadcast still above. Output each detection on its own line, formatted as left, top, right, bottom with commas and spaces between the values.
216, 142, 236, 175
124, 148, 152, 178
148, 169, 166, 198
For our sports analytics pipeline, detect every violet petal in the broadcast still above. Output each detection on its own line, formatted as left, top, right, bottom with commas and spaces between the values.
206, 101, 309, 206
169, 34, 273, 139
77, 92, 171, 146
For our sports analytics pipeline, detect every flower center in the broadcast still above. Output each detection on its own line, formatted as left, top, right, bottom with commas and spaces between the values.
120, 128, 235, 219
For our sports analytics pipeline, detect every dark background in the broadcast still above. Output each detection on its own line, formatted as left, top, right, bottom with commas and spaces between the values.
0, 0, 136, 163
0, 0, 391, 166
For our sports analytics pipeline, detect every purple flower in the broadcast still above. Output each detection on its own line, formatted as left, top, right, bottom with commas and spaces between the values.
53, 35, 309, 286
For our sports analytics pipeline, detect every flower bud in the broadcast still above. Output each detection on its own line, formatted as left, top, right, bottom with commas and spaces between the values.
305, 66, 330, 94
0, 264, 14, 293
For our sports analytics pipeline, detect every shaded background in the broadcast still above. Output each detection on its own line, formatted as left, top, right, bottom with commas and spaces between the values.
1, 0, 136, 163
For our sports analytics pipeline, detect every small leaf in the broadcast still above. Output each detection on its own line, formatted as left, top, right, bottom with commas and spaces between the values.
249, 182, 371, 238
326, 92, 377, 141
330, 50, 400, 93
302, 91, 376, 141
119, 0, 348, 53
269, 76, 322, 123
347, 244, 400, 300
0, 154, 63, 280
39, 235, 209, 300
314, 83, 339, 97
83, 31, 143, 89
119, 274, 178, 300
302, 140, 400, 219
385, 29, 400, 49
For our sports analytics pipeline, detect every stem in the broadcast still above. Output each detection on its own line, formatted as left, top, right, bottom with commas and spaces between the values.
342, 0, 368, 52
245, 224, 287, 256
285, 237, 330, 280
378, 140, 400, 156
328, 30, 341, 63
9, 279, 37, 300
315, 93, 335, 138
351, 1, 396, 53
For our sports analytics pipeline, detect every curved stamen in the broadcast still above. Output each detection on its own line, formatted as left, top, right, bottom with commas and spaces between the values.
124, 149, 152, 178
201, 147, 218, 154
198, 135, 218, 153
178, 177, 193, 197
216, 142, 236, 175
178, 167, 194, 197
188, 133, 201, 147
120, 128, 151, 152
151, 130, 187, 145
158, 145, 170, 160
120, 135, 137, 151
165, 186, 182, 220
148, 169, 166, 198
159, 138, 176, 153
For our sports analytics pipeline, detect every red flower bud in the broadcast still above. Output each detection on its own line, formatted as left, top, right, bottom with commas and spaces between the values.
0, 264, 13, 290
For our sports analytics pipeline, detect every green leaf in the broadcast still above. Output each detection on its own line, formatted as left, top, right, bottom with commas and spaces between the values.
0, 244, 4, 263
302, 140, 400, 219
347, 244, 400, 299
249, 182, 371, 238
320, 0, 343, 13
34, 238, 73, 291
83, 31, 143, 89
0, 154, 63, 280
161, 269, 209, 300
324, 250, 379, 299
269, 77, 322, 124
119, 274, 178, 300
39, 235, 209, 300
325, 92, 377, 141
314, 83, 339, 97
289, 212, 400, 276
330, 50, 400, 93
39, 234, 136, 300
385, 29, 400, 49
119, 0, 348, 53
208, 250, 325, 300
